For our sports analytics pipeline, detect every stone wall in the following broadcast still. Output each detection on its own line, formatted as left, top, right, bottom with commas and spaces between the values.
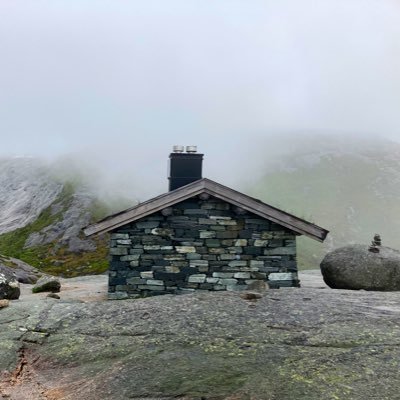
108, 196, 298, 299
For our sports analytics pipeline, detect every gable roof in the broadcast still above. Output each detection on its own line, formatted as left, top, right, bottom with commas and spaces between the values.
83, 178, 328, 242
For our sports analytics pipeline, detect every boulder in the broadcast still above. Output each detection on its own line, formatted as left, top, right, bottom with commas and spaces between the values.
32, 276, 61, 293
0, 265, 20, 300
320, 244, 400, 290
0, 255, 42, 284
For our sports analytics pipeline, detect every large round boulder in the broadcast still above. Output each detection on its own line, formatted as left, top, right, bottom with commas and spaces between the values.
0, 265, 20, 300
320, 244, 400, 291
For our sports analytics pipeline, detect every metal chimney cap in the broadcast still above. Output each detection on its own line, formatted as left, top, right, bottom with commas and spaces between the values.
172, 145, 184, 153
186, 146, 197, 153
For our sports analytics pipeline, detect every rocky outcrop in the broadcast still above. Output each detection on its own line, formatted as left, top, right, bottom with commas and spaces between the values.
0, 157, 63, 235
0, 265, 20, 300
1, 282, 400, 400
320, 244, 400, 290
0, 255, 42, 284
24, 187, 97, 253
32, 276, 61, 293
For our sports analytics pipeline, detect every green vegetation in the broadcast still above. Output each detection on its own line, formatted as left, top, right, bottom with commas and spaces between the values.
249, 152, 400, 269
0, 182, 110, 277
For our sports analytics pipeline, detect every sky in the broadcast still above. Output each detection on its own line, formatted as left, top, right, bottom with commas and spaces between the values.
1, 0, 400, 197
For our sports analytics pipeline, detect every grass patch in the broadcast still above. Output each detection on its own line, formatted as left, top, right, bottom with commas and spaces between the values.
0, 182, 110, 277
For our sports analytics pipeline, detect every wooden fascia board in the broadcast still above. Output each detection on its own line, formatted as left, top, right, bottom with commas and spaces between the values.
202, 181, 328, 242
84, 182, 207, 236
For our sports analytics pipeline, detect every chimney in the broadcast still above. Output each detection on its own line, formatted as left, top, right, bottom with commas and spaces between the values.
168, 145, 203, 191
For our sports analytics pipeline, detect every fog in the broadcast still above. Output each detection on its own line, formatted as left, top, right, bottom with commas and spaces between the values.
1, 0, 399, 198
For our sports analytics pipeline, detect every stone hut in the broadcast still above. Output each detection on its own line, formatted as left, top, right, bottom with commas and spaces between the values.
84, 147, 328, 299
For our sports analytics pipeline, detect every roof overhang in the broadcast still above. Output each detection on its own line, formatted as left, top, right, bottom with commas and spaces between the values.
84, 178, 329, 242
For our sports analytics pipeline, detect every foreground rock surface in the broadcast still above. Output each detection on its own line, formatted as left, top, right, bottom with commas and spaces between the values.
0, 265, 20, 300
320, 244, 400, 290
1, 272, 400, 400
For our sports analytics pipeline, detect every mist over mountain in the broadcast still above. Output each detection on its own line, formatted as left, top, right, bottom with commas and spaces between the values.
0, 134, 399, 274
0, 156, 131, 276
248, 135, 400, 268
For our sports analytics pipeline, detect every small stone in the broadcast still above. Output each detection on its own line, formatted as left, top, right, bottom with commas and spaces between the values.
234, 239, 248, 246
240, 292, 263, 300
47, 293, 60, 299
0, 299, 10, 308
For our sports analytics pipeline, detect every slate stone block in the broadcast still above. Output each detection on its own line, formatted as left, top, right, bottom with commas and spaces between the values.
110, 247, 128, 256
243, 247, 263, 256
110, 233, 130, 240
188, 274, 206, 283
239, 230, 252, 239
154, 271, 187, 282
176, 246, 196, 253
136, 221, 160, 229
199, 231, 216, 239
205, 239, 220, 247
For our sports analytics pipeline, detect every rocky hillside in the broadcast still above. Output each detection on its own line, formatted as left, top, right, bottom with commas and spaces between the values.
249, 135, 400, 269
2, 135, 400, 275
0, 157, 126, 277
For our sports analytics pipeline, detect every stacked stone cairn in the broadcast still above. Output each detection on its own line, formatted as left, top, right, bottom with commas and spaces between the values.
108, 196, 299, 299
368, 234, 382, 253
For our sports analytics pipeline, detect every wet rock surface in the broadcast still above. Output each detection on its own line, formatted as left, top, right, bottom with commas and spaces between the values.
321, 244, 400, 290
1, 271, 400, 400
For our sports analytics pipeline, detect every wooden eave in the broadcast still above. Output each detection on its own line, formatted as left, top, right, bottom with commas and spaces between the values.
83, 178, 329, 242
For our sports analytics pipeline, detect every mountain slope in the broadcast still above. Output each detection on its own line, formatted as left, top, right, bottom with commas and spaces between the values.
249, 135, 400, 268
0, 157, 125, 276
